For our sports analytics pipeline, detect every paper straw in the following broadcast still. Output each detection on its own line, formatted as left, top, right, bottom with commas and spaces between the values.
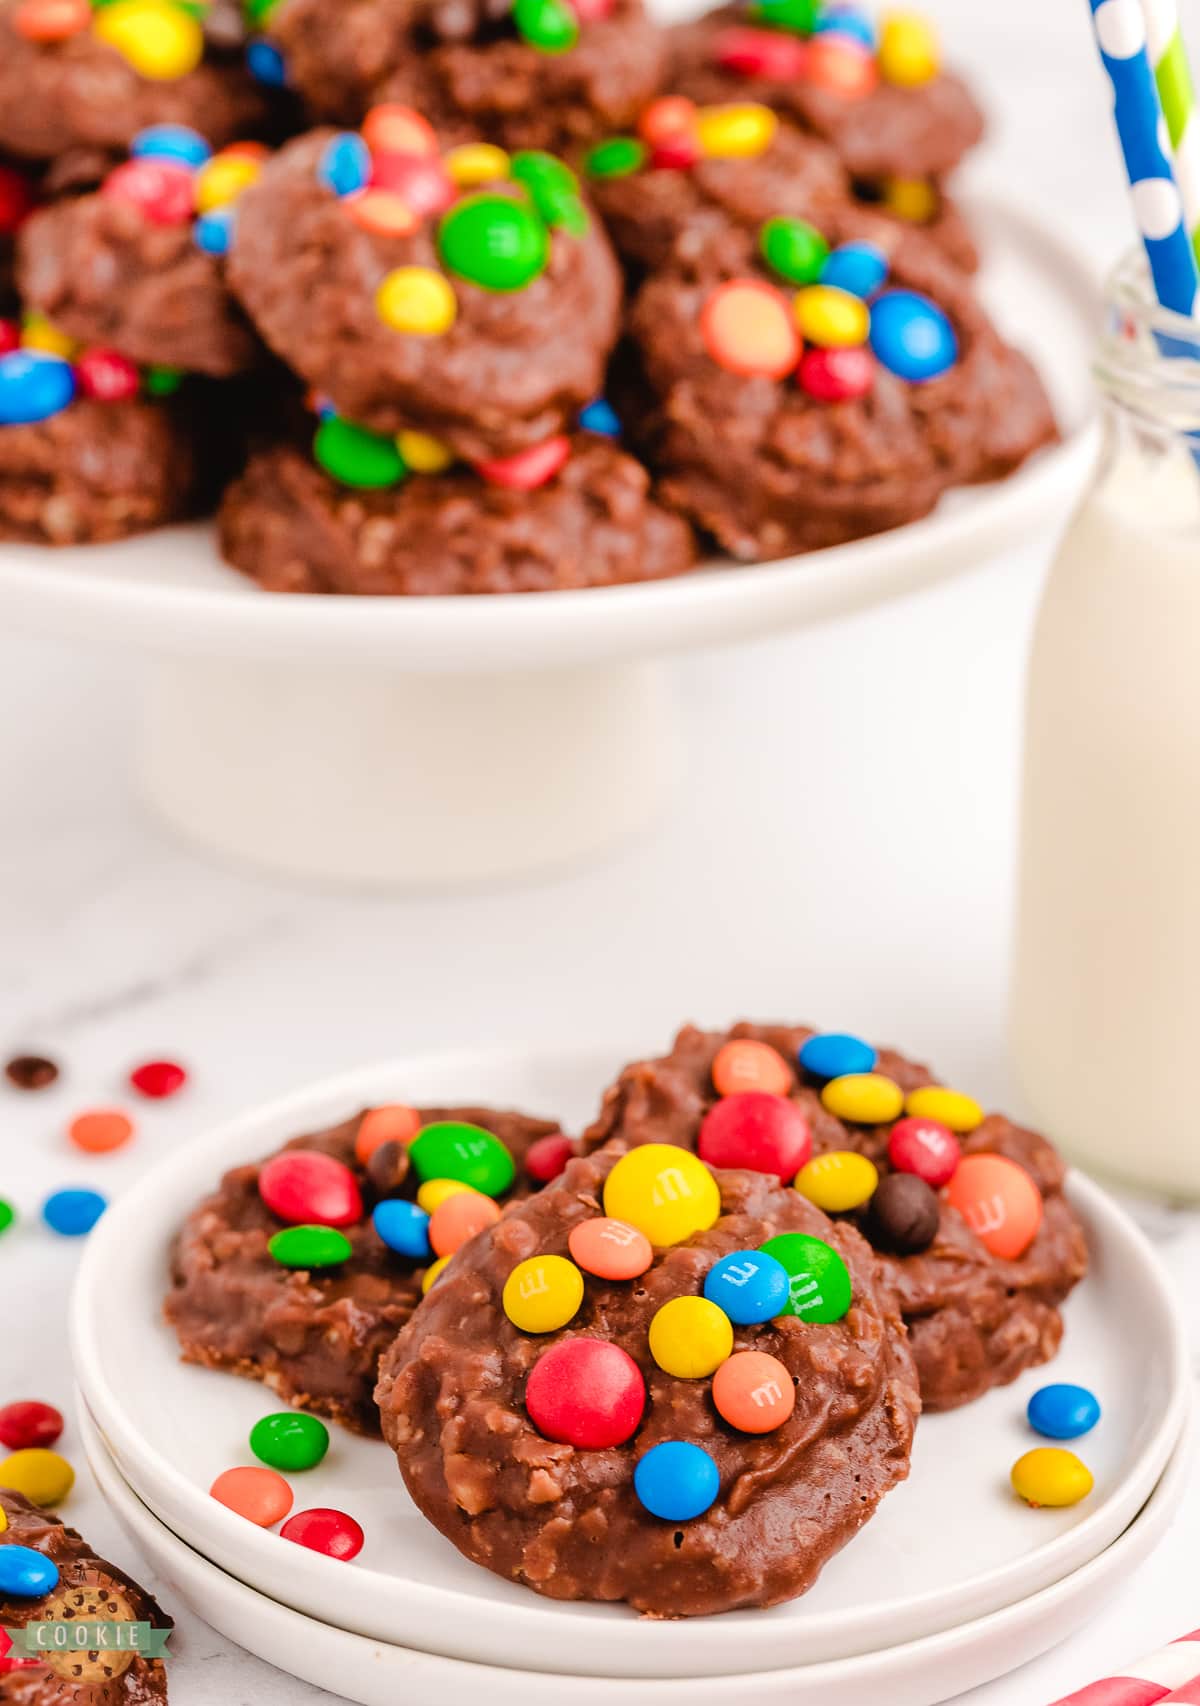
1048, 1629, 1200, 1705
1086, 0, 1199, 314
1141, 0, 1200, 265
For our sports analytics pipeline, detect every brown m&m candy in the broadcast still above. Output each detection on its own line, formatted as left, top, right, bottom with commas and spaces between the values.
867, 1172, 939, 1255
366, 1139, 411, 1200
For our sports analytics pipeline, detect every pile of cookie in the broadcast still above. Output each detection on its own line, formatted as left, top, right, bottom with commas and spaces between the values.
0, 0, 1058, 582
166, 1020, 1089, 1615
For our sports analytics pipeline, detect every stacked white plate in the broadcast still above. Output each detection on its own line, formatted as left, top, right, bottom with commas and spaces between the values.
72, 1045, 1192, 1706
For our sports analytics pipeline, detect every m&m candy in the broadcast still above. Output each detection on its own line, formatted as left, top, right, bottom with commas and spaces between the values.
884, 176, 938, 222
92, 0, 205, 80
602, 1145, 721, 1247
370, 154, 454, 217
396, 430, 454, 472
210, 1466, 293, 1526
409, 1121, 515, 1196
701, 279, 799, 378
759, 1232, 852, 1323
815, 6, 875, 48
755, 0, 819, 32
429, 1189, 501, 1257
281, 1507, 364, 1559
355, 1104, 420, 1166
0, 351, 75, 426
944, 1154, 1042, 1260
68, 1109, 134, 1154
821, 1072, 904, 1125
267, 1225, 353, 1268
349, 189, 419, 238
638, 95, 695, 146
583, 137, 647, 180
869, 290, 958, 383
258, 1151, 363, 1228
247, 37, 287, 84
514, 0, 578, 51
716, 25, 808, 80
3, 1053, 57, 1091
759, 216, 828, 286
0, 1546, 59, 1598
1027, 1385, 1101, 1442
794, 284, 870, 348
798, 346, 875, 402
525, 1133, 574, 1183
503, 1254, 584, 1333
41, 1188, 106, 1236
445, 143, 512, 186
1011, 1448, 1093, 1509
878, 11, 939, 85
794, 1151, 878, 1213
362, 105, 438, 158
806, 34, 878, 95
421, 1254, 450, 1292
712, 1350, 795, 1432
415, 1178, 474, 1213
0, 1200, 13, 1237
372, 1198, 432, 1260
820, 241, 889, 300
888, 1115, 960, 1186
132, 124, 211, 169
376, 267, 458, 336
798, 1033, 876, 1082
476, 435, 571, 491
694, 102, 777, 158
568, 1216, 653, 1281
710, 1038, 791, 1098
318, 133, 371, 198
525, 1338, 645, 1447
0, 1402, 63, 1452
314, 417, 405, 489
128, 1058, 187, 1099
438, 195, 549, 292
697, 1091, 811, 1180
866, 1172, 939, 1254
649, 1296, 733, 1378
578, 397, 621, 438
634, 1441, 719, 1521
903, 1085, 984, 1133
103, 158, 195, 224
365, 1139, 410, 1200
703, 1249, 790, 1324
250, 1411, 330, 1472
0, 1449, 74, 1506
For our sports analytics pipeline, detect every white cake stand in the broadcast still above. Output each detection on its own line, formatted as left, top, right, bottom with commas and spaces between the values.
0, 192, 1098, 886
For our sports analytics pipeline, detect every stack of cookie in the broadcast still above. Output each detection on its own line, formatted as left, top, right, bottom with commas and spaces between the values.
166, 1020, 1088, 1616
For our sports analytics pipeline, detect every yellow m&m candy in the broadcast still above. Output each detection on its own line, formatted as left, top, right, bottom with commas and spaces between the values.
502, 1254, 584, 1333
0, 1448, 74, 1507
821, 1073, 904, 1125
795, 1151, 879, 1213
793, 285, 869, 349
878, 12, 940, 87
884, 176, 938, 223
694, 102, 777, 159
376, 267, 457, 336
416, 1177, 476, 1214
195, 152, 261, 213
93, 0, 204, 80
1011, 1448, 1093, 1509
445, 143, 511, 186
21, 314, 76, 358
603, 1144, 721, 1247
648, 1296, 733, 1378
397, 430, 454, 473
421, 1254, 451, 1293
904, 1085, 984, 1133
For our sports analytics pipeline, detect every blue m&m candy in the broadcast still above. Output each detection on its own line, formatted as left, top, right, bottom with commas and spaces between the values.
798, 1032, 876, 1082
319, 134, 371, 198
820, 241, 888, 300
634, 1441, 720, 1522
1027, 1384, 1101, 1441
579, 397, 621, 437
869, 290, 958, 382
373, 1198, 432, 1261
0, 352, 75, 426
703, 1249, 790, 1325
41, 1188, 107, 1237
815, 8, 875, 49
247, 38, 288, 85
195, 208, 235, 255
0, 1545, 59, 1597
131, 124, 212, 168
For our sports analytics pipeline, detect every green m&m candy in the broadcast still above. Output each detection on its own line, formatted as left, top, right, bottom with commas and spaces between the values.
314, 416, 406, 488
144, 364, 183, 396
268, 1224, 354, 1268
514, 0, 579, 52
249, 1411, 330, 1472
511, 152, 589, 234
760, 217, 829, 286
409, 1121, 515, 1197
583, 136, 646, 180
0, 1199, 13, 1237
758, 1232, 852, 1323
437, 194, 549, 292
752, 0, 820, 33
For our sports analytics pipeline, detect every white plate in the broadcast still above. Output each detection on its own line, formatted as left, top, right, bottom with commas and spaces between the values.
70, 1044, 1189, 1680
80, 1398, 1193, 1706
0, 193, 1097, 673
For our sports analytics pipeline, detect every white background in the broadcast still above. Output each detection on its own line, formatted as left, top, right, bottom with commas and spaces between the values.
4, 0, 1200, 1700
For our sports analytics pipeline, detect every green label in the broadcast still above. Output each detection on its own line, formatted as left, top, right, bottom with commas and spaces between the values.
5, 1621, 172, 1657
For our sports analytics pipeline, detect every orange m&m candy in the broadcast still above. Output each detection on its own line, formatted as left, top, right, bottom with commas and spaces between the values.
638, 95, 696, 146
355, 1103, 421, 1166
68, 1109, 134, 1154
210, 1465, 293, 1527
362, 104, 438, 158
15, 0, 89, 39
711, 1039, 792, 1099
712, 1350, 795, 1433
428, 1188, 501, 1257
944, 1153, 1042, 1261
349, 190, 420, 237
806, 36, 879, 97
700, 279, 800, 378
568, 1215, 653, 1281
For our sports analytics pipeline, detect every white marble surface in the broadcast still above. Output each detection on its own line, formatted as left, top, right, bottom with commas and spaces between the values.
4, 0, 1200, 1699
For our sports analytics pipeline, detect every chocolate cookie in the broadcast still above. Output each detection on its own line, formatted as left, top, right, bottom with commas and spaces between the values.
0, 1489, 170, 1703
376, 1143, 919, 1615
621, 211, 1056, 559
580, 95, 976, 277
227, 121, 623, 459
257, 0, 666, 154
16, 134, 264, 379
217, 431, 696, 594
165, 1104, 567, 1433
584, 1022, 1089, 1411
0, 0, 267, 165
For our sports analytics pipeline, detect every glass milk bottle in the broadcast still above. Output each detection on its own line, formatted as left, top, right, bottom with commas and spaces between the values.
1011, 255, 1200, 1196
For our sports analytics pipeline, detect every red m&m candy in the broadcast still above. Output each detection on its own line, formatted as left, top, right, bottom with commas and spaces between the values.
258, 1150, 364, 1228
371, 153, 455, 216
0, 321, 19, 359
525, 1132, 574, 1183
698, 1091, 812, 1181
888, 1116, 960, 1188
101, 160, 195, 226
476, 435, 571, 490
716, 26, 808, 80
280, 1507, 364, 1560
0, 166, 36, 236
798, 346, 875, 402
0, 1402, 63, 1452
651, 133, 700, 170
129, 1058, 187, 1099
944, 1153, 1042, 1260
525, 1338, 645, 1448
75, 348, 140, 402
